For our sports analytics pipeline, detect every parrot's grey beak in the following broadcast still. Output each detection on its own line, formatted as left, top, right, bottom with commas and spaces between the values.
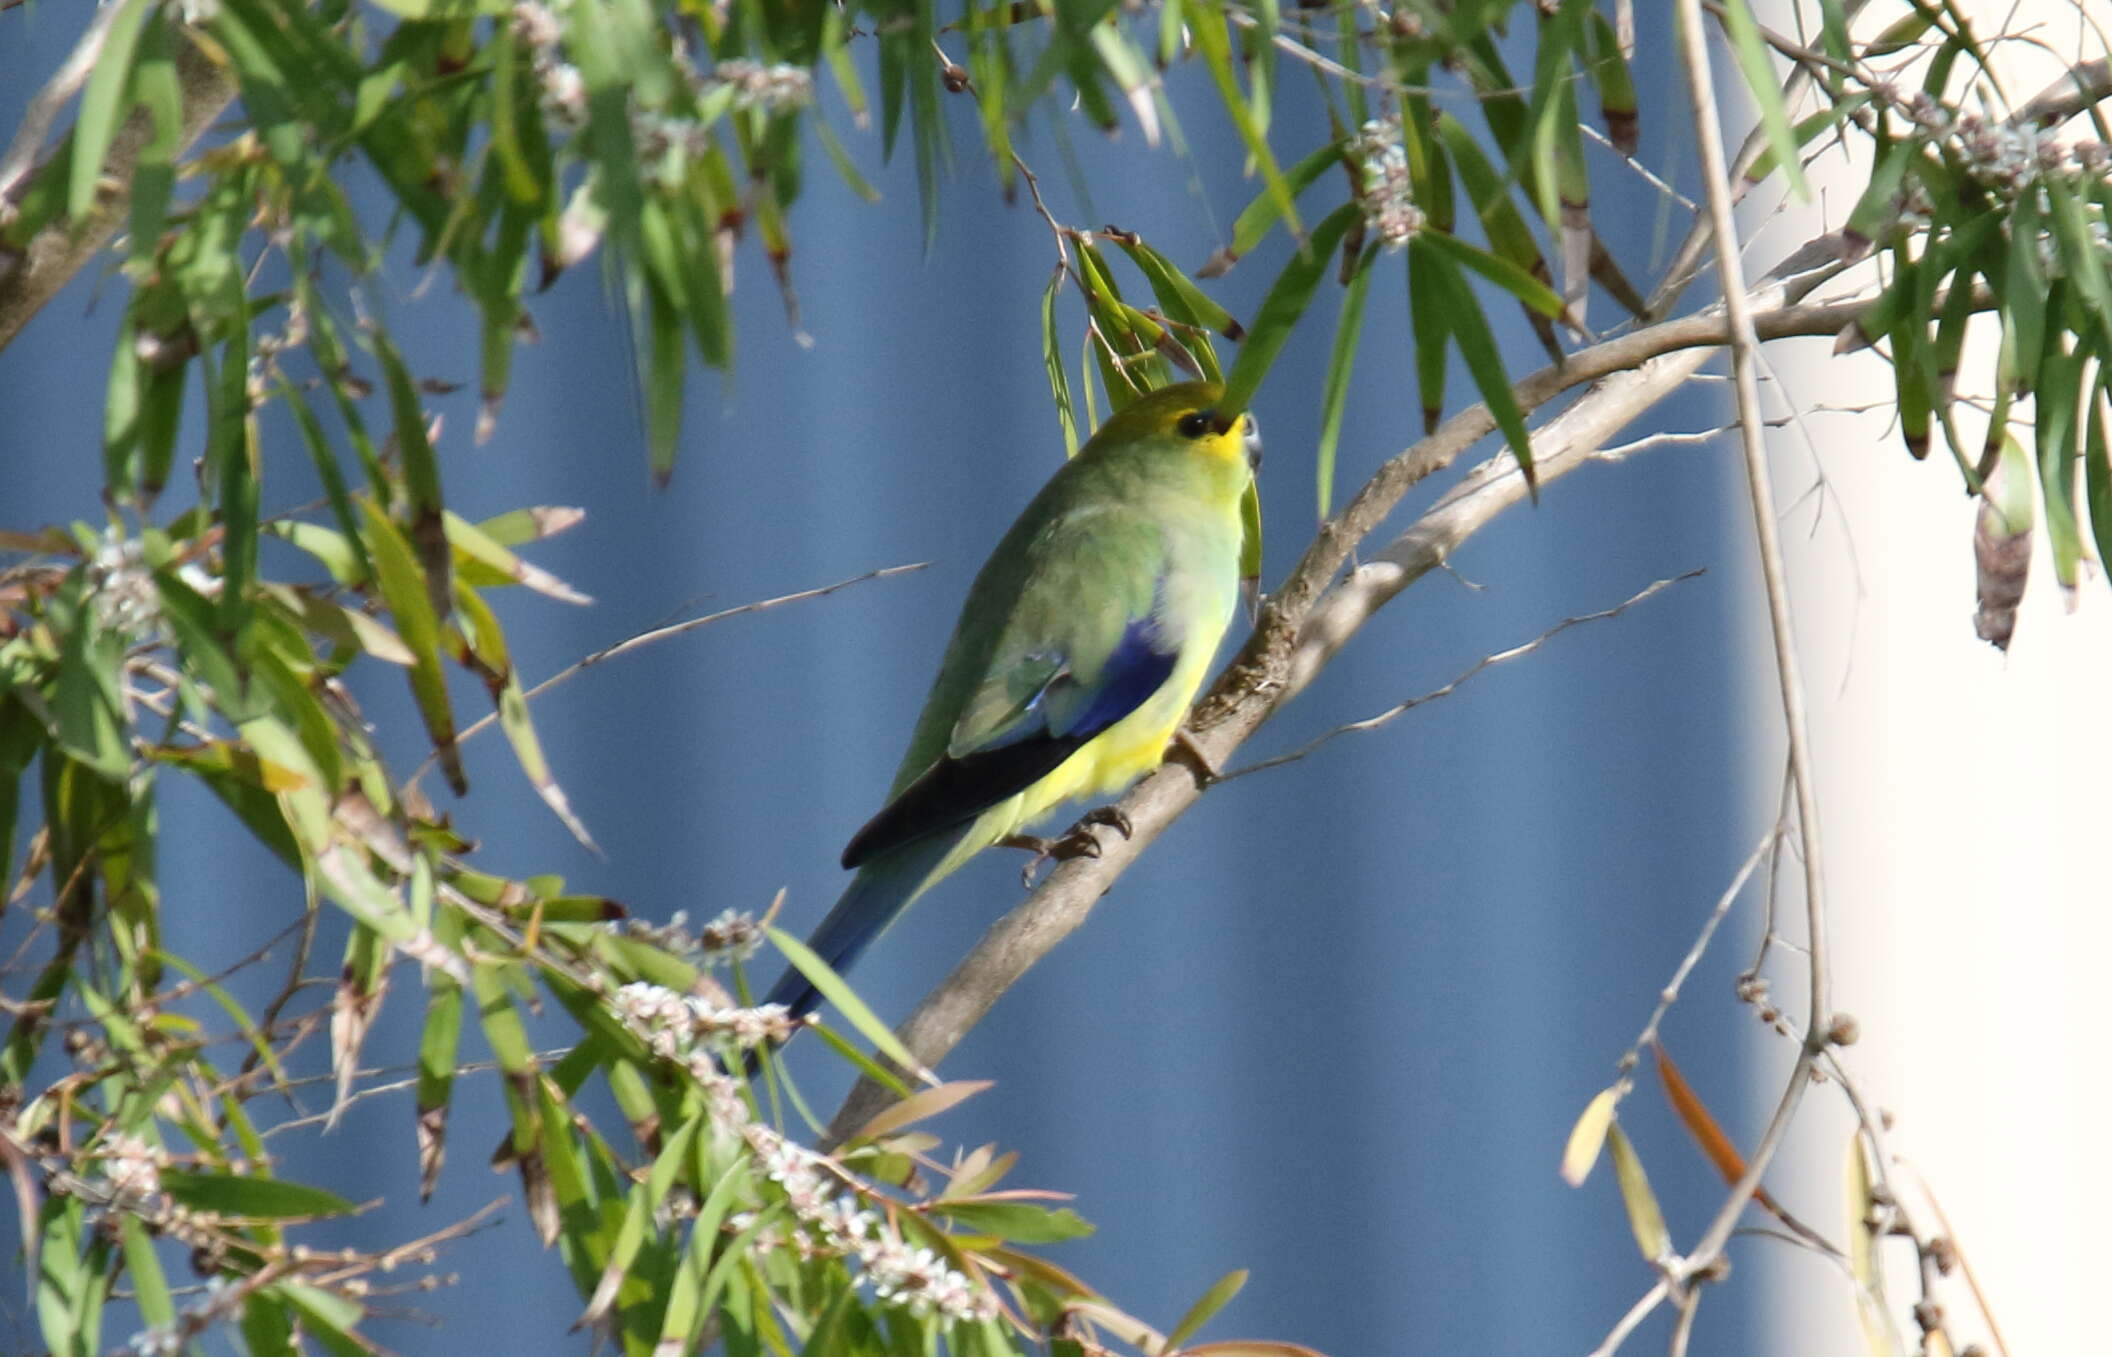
1242, 414, 1263, 473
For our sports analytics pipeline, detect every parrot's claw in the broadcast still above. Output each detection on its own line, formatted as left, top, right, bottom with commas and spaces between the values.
1075, 804, 1134, 839
1000, 807, 1135, 887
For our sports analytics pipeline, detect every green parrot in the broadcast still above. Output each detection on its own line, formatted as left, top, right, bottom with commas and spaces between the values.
762, 381, 1261, 1021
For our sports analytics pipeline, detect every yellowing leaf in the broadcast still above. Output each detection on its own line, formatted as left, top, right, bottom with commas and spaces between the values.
1561, 1086, 1619, 1187
848, 1080, 993, 1143
1606, 1124, 1670, 1262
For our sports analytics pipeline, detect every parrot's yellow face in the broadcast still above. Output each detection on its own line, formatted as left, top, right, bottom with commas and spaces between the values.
1097, 382, 1262, 479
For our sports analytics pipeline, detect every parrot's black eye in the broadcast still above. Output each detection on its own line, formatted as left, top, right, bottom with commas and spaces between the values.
1177, 410, 1216, 439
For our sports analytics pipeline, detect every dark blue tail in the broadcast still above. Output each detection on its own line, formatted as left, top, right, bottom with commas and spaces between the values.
761, 830, 962, 1022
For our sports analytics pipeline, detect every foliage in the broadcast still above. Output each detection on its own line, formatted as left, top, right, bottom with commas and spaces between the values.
0, 0, 2107, 1353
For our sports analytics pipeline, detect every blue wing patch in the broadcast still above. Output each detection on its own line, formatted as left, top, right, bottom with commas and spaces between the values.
1052, 615, 1177, 739
841, 614, 1178, 869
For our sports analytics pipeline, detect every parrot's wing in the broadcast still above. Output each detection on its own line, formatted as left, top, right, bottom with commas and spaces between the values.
839, 610, 1175, 869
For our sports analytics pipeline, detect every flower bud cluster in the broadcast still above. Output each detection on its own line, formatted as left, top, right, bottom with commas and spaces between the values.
607, 985, 999, 1325
610, 980, 795, 1055
1879, 86, 2112, 195
1352, 118, 1424, 250
97, 1131, 166, 1204
618, 907, 766, 967
86, 534, 163, 639
744, 1127, 998, 1323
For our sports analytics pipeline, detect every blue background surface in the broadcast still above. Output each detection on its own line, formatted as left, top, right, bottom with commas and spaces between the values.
0, 13, 1775, 1354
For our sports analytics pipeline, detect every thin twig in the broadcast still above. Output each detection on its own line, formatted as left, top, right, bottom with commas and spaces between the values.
431, 563, 927, 772
1666, 0, 1833, 1293
1587, 1277, 1671, 1357
1623, 827, 1781, 1069
1225, 570, 1705, 782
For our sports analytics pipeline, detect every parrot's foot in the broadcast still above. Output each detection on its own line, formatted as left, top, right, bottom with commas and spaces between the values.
1168, 727, 1223, 785
1000, 806, 1135, 887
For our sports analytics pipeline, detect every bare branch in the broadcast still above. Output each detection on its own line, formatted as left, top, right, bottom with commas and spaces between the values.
2016, 56, 2112, 125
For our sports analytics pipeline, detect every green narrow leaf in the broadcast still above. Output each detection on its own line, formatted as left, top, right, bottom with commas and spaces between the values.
126, 18, 183, 257
1582, 12, 1639, 156
1431, 112, 1558, 326
1816, 0, 1853, 66
1221, 202, 1361, 414
415, 912, 465, 1201
471, 958, 557, 1244
159, 1173, 356, 1219
444, 511, 588, 602
51, 574, 131, 780
765, 926, 927, 1077
926, 1199, 1095, 1244
279, 382, 372, 581
1238, 482, 1263, 607
372, 333, 452, 626
1413, 229, 1567, 319
1316, 246, 1377, 519
459, 582, 598, 849
219, 374, 260, 632
567, 5, 644, 259
359, 499, 465, 794
2088, 378, 2112, 592
1187, 3, 1300, 239
1412, 238, 1536, 487
798, 1020, 916, 1103
1744, 93, 1873, 184
643, 281, 685, 485
1041, 267, 1079, 457
1115, 234, 1245, 341
67, 0, 156, 220
578, 1113, 705, 1327
1523, 0, 1589, 230
2000, 225, 2045, 398
2047, 179, 2112, 355
813, 117, 879, 203
1863, 9, 1934, 57
119, 1216, 174, 1331
1842, 141, 1916, 258
1408, 244, 1451, 433
489, 25, 542, 205
1164, 1269, 1248, 1352
1891, 248, 1931, 460
1076, 242, 1151, 400
103, 312, 144, 501
2036, 318, 2084, 594
1210, 140, 1343, 274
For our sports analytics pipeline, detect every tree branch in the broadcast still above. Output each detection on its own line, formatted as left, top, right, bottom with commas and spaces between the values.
0, 33, 236, 357
824, 244, 1879, 1142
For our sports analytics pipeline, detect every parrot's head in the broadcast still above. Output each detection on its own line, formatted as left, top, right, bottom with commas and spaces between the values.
1093, 382, 1260, 486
